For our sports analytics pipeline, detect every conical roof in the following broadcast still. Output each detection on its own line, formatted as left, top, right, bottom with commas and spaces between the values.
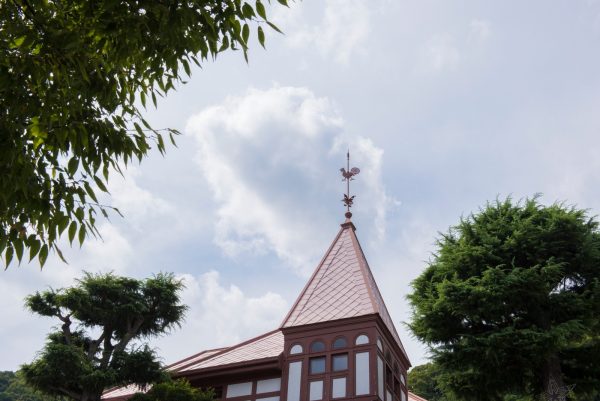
281, 220, 406, 356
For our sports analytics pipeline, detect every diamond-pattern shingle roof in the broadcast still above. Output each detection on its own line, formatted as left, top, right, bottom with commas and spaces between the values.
281, 221, 406, 355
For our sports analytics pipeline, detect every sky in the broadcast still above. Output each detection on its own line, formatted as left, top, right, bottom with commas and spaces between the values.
2, 0, 600, 372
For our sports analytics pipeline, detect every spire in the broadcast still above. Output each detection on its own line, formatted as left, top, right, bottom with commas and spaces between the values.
280, 221, 407, 359
340, 150, 360, 220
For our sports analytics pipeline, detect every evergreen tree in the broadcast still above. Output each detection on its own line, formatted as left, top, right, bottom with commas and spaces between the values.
408, 198, 600, 400
21, 272, 186, 401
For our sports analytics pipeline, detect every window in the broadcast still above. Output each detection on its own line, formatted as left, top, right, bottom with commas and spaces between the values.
309, 357, 326, 374
257, 378, 281, 394
310, 340, 326, 352
331, 377, 346, 398
290, 344, 303, 354
385, 350, 392, 361
377, 356, 384, 399
332, 354, 348, 371
401, 391, 407, 401
226, 382, 252, 398
400, 374, 405, 386
309, 381, 323, 401
386, 389, 393, 401
287, 361, 302, 401
355, 334, 369, 345
257, 398, 280, 401
355, 352, 370, 395
332, 337, 347, 349
377, 338, 383, 352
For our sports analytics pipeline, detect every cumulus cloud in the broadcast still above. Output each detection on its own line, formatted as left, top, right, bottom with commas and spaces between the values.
281, 0, 371, 64
154, 271, 288, 360
187, 85, 395, 274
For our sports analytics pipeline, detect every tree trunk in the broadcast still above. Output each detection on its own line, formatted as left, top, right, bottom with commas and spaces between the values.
542, 354, 567, 400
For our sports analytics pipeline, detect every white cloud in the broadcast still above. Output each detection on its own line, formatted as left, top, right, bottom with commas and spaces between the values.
419, 34, 460, 73
281, 0, 371, 64
154, 271, 288, 360
469, 19, 492, 43
187, 85, 394, 274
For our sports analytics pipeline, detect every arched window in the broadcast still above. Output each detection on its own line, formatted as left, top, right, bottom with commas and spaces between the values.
290, 344, 303, 354
310, 340, 326, 353
332, 337, 347, 349
355, 334, 369, 345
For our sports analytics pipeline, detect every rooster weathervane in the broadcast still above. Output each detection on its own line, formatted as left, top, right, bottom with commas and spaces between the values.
340, 150, 360, 219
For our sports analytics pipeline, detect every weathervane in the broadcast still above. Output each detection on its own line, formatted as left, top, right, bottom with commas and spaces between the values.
340, 150, 360, 219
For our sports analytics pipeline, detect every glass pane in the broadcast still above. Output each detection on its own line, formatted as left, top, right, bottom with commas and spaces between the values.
287, 361, 302, 401
355, 352, 370, 395
332, 337, 347, 349
355, 334, 369, 345
226, 382, 252, 398
290, 344, 303, 354
332, 354, 348, 371
401, 391, 407, 401
309, 357, 326, 374
377, 338, 383, 352
309, 381, 323, 401
386, 389, 392, 401
257, 398, 280, 401
332, 377, 346, 398
377, 356, 384, 399
257, 378, 281, 394
310, 341, 326, 352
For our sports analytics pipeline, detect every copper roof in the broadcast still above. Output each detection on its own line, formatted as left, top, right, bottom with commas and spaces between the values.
408, 392, 429, 401
177, 329, 283, 372
281, 221, 407, 356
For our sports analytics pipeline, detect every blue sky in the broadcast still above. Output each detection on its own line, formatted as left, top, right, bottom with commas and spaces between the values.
2, 0, 600, 371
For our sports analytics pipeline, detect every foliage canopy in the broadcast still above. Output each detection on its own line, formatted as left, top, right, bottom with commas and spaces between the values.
0, 0, 284, 268
130, 379, 215, 401
408, 198, 600, 401
21, 272, 187, 401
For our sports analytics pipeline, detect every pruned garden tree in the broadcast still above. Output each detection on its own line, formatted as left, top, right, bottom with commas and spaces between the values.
130, 379, 215, 401
21, 272, 187, 401
408, 198, 600, 401
0, 0, 286, 268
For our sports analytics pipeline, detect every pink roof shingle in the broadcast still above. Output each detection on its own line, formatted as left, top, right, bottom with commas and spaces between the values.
281, 221, 407, 357
178, 330, 283, 372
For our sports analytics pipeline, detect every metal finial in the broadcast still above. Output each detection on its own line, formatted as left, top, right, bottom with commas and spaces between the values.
340, 150, 360, 219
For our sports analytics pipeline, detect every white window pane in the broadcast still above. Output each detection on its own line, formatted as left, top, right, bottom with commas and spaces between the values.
377, 356, 384, 399
377, 338, 383, 352
256, 397, 280, 401
309, 381, 323, 401
290, 344, 303, 354
287, 361, 302, 401
355, 352, 370, 395
355, 334, 369, 345
332, 377, 346, 398
400, 374, 405, 385
226, 382, 252, 398
401, 391, 407, 401
257, 378, 281, 394
386, 389, 392, 401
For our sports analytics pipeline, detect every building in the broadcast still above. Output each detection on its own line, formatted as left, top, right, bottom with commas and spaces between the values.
104, 161, 426, 401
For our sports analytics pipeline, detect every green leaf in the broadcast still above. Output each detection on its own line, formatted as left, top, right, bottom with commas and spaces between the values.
267, 21, 282, 34
242, 23, 250, 44
94, 176, 108, 192
257, 26, 265, 48
84, 181, 98, 203
68, 222, 77, 244
68, 157, 79, 176
256, 0, 267, 19
78, 225, 86, 246
277, 0, 288, 6
39, 244, 48, 267
5, 246, 14, 268
29, 240, 41, 262
14, 239, 24, 263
